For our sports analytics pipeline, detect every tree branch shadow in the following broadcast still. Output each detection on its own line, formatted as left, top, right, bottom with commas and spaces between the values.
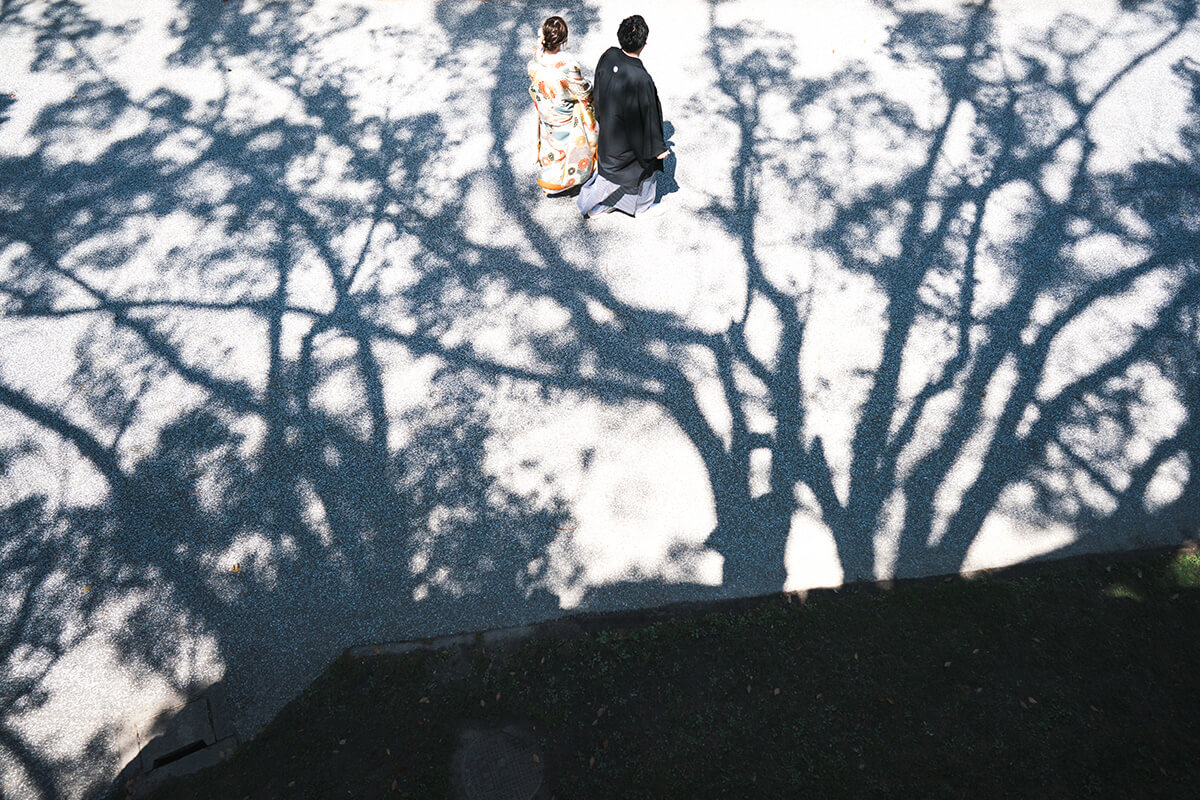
0, 1, 1197, 797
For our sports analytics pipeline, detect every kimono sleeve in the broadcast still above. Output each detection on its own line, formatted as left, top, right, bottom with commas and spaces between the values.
564, 58, 592, 104
635, 77, 667, 161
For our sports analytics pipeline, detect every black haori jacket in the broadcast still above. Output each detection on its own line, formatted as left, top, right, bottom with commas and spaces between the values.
592, 47, 667, 189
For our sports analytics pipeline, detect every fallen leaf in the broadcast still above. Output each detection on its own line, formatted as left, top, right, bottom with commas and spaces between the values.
532, 754, 541, 763
773, 688, 780, 695
386, 748, 391, 756
480, 699, 485, 707
1027, 697, 1037, 705
391, 779, 397, 790
418, 697, 429, 704
589, 756, 595, 767
496, 692, 501, 700
81, 585, 91, 594
972, 649, 979, 654
746, 684, 751, 693
339, 739, 346, 745
288, 781, 296, 787
231, 564, 241, 573
944, 661, 951, 667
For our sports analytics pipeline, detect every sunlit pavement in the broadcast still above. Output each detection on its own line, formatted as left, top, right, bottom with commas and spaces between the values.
1, 0, 1199, 796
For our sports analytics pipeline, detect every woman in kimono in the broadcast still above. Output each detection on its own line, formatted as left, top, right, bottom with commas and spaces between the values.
528, 16, 598, 195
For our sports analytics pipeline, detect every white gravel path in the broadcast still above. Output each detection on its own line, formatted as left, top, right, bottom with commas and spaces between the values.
1, 1, 1198, 797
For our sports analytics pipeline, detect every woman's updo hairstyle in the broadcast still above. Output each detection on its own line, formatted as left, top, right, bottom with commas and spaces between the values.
541, 16, 568, 52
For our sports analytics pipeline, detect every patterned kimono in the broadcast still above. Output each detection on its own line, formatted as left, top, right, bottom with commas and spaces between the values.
527, 45, 598, 194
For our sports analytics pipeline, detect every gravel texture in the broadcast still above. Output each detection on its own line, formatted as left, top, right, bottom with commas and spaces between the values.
0, 1, 1198, 797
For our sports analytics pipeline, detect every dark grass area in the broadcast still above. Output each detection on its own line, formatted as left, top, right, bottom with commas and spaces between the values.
143, 545, 1200, 799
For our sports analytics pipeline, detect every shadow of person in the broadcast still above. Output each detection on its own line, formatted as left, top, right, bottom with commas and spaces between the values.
656, 120, 680, 203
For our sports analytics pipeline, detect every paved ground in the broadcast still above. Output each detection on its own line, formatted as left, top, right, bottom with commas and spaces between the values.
1, 0, 1198, 797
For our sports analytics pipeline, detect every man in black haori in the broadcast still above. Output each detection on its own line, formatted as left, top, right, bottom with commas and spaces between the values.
576, 14, 669, 218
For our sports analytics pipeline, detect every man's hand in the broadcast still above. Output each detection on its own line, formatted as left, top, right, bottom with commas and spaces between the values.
657, 150, 670, 159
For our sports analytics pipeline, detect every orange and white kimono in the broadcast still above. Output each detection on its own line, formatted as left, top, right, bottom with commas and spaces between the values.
527, 45, 598, 194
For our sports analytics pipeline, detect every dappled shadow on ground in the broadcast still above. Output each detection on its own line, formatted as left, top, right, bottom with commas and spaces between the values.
0, 0, 1198, 796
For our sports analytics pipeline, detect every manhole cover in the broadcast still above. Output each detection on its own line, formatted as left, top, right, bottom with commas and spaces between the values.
458, 729, 543, 800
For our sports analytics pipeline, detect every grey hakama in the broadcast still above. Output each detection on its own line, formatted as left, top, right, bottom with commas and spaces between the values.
576, 170, 657, 217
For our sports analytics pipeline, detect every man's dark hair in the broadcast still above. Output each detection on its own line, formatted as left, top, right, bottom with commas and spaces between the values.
617, 14, 649, 53
541, 16, 568, 52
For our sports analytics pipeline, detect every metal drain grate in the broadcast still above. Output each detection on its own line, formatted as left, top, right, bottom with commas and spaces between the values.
458, 729, 544, 800
136, 696, 216, 774
151, 739, 207, 770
